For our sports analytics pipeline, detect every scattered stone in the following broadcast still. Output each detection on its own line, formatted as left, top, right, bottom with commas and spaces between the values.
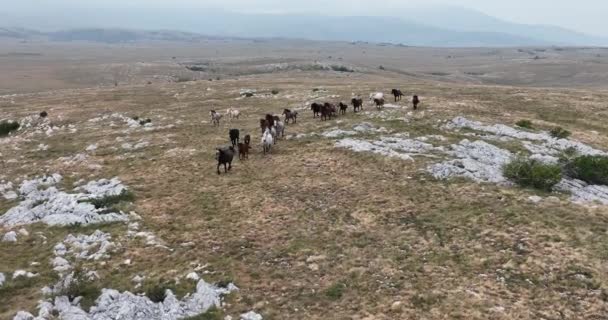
0, 272, 5, 287
19, 279, 239, 320
0, 174, 130, 227
555, 179, 608, 205
241, 311, 263, 320
186, 272, 200, 281
2, 231, 17, 242
18, 228, 29, 237
52, 257, 72, 273
390, 301, 403, 312
528, 196, 543, 204
306, 255, 327, 263
13, 270, 37, 279
429, 139, 513, 183
86, 144, 98, 152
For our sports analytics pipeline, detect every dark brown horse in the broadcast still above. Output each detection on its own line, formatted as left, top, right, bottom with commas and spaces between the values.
391, 89, 404, 102
311, 103, 322, 118
321, 103, 337, 121
412, 95, 420, 110
351, 98, 363, 113
338, 102, 348, 115
260, 118, 269, 135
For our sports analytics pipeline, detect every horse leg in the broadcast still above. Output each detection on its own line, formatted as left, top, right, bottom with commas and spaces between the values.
217, 163, 221, 175
228, 161, 232, 171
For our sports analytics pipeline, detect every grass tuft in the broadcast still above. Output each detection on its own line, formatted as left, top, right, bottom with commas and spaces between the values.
504, 157, 563, 191
565, 155, 608, 185
516, 119, 533, 129
550, 127, 571, 139
0, 121, 20, 136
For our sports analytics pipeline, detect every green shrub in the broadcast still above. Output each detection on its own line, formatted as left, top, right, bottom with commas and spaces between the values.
550, 127, 571, 139
183, 307, 223, 320
325, 282, 346, 300
145, 283, 173, 303
0, 121, 20, 136
503, 157, 563, 191
61, 270, 102, 311
565, 155, 608, 185
516, 119, 533, 129
330, 65, 354, 73
271, 89, 279, 95
378, 65, 386, 70
82, 190, 135, 213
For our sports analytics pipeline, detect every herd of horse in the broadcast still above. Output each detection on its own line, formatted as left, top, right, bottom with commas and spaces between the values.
214, 89, 421, 174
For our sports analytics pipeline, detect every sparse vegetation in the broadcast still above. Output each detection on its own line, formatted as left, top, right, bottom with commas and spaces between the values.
504, 157, 563, 191
550, 127, 572, 139
565, 155, 608, 185
144, 283, 171, 303
83, 190, 135, 212
324, 282, 346, 300
516, 119, 533, 129
183, 307, 223, 320
0, 121, 20, 136
271, 89, 280, 95
378, 65, 385, 70
330, 65, 354, 73
61, 270, 102, 312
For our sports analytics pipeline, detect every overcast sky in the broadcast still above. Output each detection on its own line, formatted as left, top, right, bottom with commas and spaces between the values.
6, 0, 608, 36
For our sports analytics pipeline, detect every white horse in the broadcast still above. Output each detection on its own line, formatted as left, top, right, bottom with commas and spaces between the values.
226, 107, 241, 120
262, 128, 274, 154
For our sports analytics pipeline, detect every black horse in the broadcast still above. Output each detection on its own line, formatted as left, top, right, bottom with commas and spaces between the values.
391, 89, 404, 102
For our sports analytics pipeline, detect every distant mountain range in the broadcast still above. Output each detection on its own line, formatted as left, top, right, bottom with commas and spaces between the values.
1, 6, 606, 47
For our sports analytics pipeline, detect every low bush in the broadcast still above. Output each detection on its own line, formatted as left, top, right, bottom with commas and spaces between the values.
39, 111, 48, 118
61, 270, 102, 311
330, 65, 354, 73
271, 89, 279, 95
516, 119, 533, 129
83, 190, 135, 212
565, 155, 608, 185
550, 127, 571, 139
0, 121, 20, 136
503, 157, 563, 191
325, 282, 346, 300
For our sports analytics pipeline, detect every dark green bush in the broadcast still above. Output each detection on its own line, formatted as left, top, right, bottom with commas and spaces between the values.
565, 155, 608, 185
325, 282, 346, 300
516, 119, 533, 129
550, 127, 571, 139
0, 121, 20, 136
271, 89, 279, 95
61, 270, 102, 311
330, 65, 354, 73
503, 157, 563, 191
83, 190, 135, 212
145, 284, 169, 303
39, 111, 48, 118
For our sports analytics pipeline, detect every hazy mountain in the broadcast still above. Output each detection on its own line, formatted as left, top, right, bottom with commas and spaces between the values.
406, 6, 608, 46
1, 6, 605, 47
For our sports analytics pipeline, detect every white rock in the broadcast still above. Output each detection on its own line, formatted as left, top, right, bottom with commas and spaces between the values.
528, 196, 543, 204
241, 311, 263, 320
13, 270, 37, 279
0, 272, 5, 287
186, 272, 200, 281
52, 257, 72, 273
2, 231, 17, 242
18, 228, 29, 237
556, 179, 608, 205
0, 175, 129, 227
86, 144, 98, 152
429, 140, 513, 183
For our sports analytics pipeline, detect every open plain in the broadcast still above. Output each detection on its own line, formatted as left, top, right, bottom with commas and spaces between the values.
2, 38, 608, 319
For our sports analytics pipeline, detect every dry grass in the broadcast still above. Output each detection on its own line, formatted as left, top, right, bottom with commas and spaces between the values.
2, 64, 608, 319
